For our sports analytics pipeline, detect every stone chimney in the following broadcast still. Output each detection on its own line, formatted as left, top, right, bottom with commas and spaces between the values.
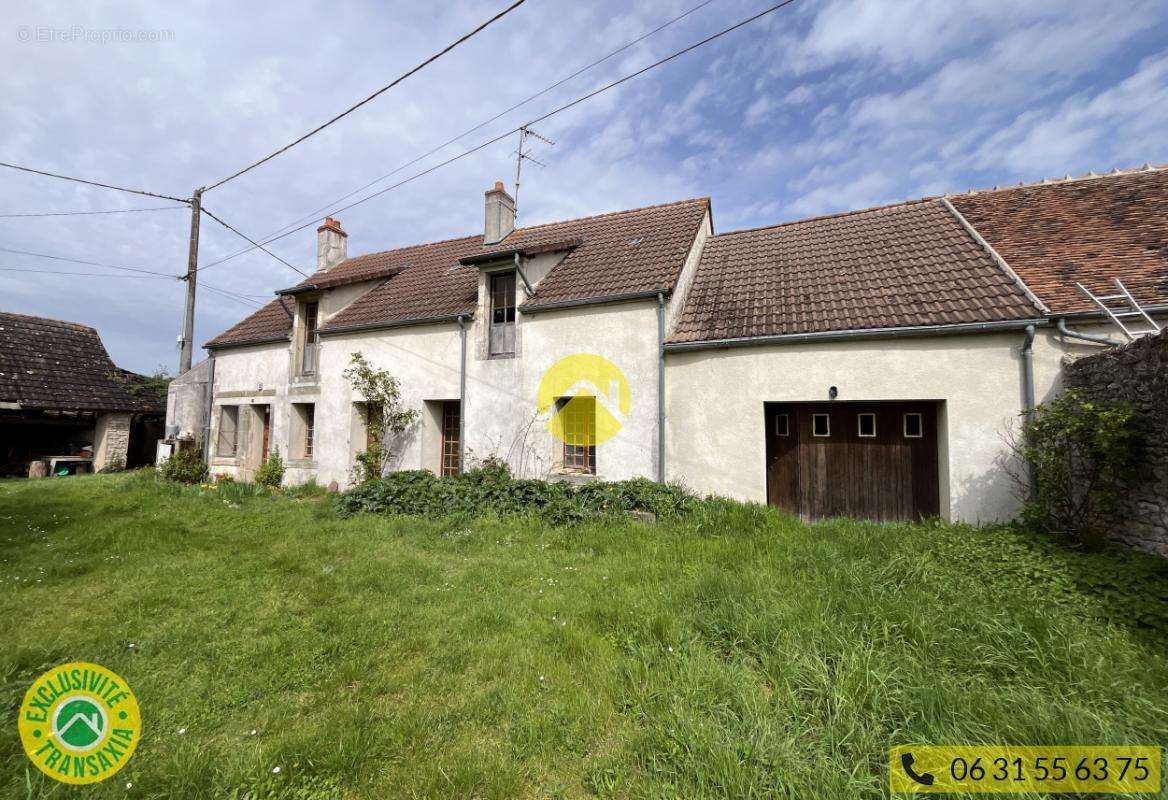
483, 181, 515, 245
316, 216, 347, 272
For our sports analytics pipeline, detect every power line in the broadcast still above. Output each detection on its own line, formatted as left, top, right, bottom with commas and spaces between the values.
0, 245, 176, 278
201, 282, 262, 308
0, 267, 174, 279
0, 204, 186, 219
196, 0, 799, 272
198, 205, 308, 277
203, 0, 529, 192
237, 0, 722, 246
0, 161, 189, 203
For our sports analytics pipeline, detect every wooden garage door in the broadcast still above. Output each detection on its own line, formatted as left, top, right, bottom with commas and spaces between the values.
765, 402, 940, 522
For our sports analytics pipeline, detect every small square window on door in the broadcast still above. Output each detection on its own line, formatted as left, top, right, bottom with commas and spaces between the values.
903, 412, 924, 438
811, 413, 830, 437
774, 413, 790, 437
857, 412, 876, 438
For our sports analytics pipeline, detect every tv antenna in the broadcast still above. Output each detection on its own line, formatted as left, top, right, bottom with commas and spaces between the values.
513, 125, 555, 217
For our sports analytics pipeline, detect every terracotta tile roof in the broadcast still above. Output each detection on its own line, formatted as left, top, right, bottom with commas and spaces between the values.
318, 198, 709, 332
949, 167, 1168, 314
0, 311, 163, 412
204, 297, 294, 349
669, 200, 1042, 344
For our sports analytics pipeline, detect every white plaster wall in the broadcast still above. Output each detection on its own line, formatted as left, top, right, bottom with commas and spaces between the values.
207, 343, 290, 482
464, 301, 660, 481
663, 327, 1103, 524
314, 322, 464, 487
312, 300, 662, 487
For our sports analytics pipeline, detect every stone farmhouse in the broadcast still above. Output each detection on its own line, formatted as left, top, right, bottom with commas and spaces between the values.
1, 312, 165, 476
178, 166, 1168, 524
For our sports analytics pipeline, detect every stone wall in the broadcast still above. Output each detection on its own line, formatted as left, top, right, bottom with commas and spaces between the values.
1064, 328, 1168, 556
94, 412, 132, 471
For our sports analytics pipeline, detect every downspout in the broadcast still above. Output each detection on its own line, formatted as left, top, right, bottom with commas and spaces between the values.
513, 252, 534, 297
1020, 325, 1037, 500
657, 292, 666, 484
458, 315, 468, 474
1055, 317, 1121, 346
201, 352, 216, 462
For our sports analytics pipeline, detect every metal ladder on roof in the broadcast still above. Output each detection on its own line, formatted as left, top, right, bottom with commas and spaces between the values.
1075, 279, 1162, 341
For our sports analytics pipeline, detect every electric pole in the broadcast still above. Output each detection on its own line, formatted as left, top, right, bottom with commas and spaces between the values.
178, 187, 204, 374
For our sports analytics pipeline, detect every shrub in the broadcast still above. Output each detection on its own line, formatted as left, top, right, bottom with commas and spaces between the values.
98, 457, 126, 474
1019, 389, 1144, 548
159, 447, 208, 484
254, 452, 285, 488
335, 467, 701, 526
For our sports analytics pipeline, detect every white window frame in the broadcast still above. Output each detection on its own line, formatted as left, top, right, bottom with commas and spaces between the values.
903, 412, 924, 438
775, 413, 790, 437
857, 412, 877, 438
811, 413, 830, 437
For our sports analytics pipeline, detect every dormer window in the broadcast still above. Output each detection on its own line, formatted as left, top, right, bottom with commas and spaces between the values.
300, 301, 319, 375
489, 272, 516, 356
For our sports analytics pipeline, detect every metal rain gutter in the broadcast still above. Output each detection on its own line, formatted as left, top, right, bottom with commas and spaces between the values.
656, 292, 666, 484
316, 313, 468, 336
663, 318, 1050, 352
513, 252, 534, 297
521, 290, 663, 315
1055, 317, 1122, 346
458, 314, 468, 475
1020, 324, 1038, 500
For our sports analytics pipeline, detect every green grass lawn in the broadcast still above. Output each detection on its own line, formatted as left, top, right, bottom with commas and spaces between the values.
1, 474, 1166, 799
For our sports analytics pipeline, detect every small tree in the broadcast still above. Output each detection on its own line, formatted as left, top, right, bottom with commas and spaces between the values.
343, 352, 418, 481
1017, 389, 1144, 548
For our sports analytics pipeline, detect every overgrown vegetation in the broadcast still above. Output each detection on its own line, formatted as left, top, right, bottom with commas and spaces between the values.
336, 458, 700, 525
343, 352, 419, 483
254, 452, 285, 488
1, 473, 1165, 799
1018, 389, 1145, 547
158, 446, 208, 484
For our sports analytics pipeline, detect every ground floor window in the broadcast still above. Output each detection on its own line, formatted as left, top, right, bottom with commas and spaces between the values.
217, 405, 239, 457
292, 403, 315, 459
557, 396, 596, 475
259, 405, 271, 459
440, 400, 461, 476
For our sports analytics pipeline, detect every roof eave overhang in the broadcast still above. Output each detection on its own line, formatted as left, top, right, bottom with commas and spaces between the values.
664, 318, 1050, 352
204, 334, 292, 351
318, 312, 472, 337
275, 283, 318, 296
520, 289, 666, 315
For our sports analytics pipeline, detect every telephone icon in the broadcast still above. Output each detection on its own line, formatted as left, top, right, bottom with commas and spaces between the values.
900, 753, 935, 786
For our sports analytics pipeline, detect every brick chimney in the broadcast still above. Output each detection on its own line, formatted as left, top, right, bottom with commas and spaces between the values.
316, 216, 347, 272
483, 181, 515, 245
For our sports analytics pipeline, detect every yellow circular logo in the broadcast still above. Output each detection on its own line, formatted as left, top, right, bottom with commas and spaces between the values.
18, 662, 142, 784
537, 354, 631, 446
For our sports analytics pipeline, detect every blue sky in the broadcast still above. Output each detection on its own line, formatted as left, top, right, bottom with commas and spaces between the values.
3, 0, 1167, 372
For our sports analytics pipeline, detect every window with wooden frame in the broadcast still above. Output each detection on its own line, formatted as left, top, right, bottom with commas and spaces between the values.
292, 402, 315, 459
300, 301, 319, 375
259, 405, 272, 459
557, 396, 596, 474
440, 400, 461, 476
812, 413, 830, 437
774, 413, 790, 437
903, 412, 923, 438
857, 412, 876, 438
216, 405, 239, 457
488, 271, 516, 356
